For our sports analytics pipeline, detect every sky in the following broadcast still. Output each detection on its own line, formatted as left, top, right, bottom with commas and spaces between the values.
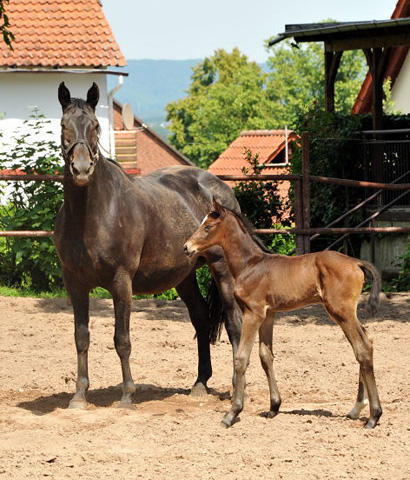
101, 0, 396, 63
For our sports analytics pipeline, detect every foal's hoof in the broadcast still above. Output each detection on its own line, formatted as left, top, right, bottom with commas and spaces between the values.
190, 383, 208, 397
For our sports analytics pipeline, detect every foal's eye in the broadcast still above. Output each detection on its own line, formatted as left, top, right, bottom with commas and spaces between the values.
204, 225, 212, 232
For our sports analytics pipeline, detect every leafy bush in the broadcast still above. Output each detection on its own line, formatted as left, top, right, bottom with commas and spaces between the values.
233, 149, 294, 251
0, 112, 63, 292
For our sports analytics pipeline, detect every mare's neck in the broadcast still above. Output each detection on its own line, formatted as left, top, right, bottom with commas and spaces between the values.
220, 213, 264, 278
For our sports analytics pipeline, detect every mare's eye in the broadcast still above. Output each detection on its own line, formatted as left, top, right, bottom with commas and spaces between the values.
204, 225, 212, 232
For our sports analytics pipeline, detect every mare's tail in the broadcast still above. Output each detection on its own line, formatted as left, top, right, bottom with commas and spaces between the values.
206, 278, 226, 344
359, 260, 381, 317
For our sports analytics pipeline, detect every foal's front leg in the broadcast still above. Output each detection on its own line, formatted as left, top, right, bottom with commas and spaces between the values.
222, 310, 262, 427
112, 271, 137, 408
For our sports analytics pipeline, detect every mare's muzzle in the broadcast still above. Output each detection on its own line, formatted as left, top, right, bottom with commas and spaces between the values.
65, 140, 97, 187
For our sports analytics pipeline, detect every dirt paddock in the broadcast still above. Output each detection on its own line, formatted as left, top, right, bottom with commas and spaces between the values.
0, 293, 409, 479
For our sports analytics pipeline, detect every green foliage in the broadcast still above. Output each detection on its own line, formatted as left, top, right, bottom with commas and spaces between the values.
384, 245, 410, 292
266, 39, 366, 125
0, 0, 14, 49
166, 38, 366, 169
0, 112, 63, 292
292, 107, 364, 232
166, 48, 277, 169
233, 149, 294, 252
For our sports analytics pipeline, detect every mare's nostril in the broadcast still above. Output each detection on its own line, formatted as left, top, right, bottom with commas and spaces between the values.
71, 162, 80, 175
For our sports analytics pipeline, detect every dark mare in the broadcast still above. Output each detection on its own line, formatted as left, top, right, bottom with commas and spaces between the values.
184, 201, 383, 428
54, 82, 241, 409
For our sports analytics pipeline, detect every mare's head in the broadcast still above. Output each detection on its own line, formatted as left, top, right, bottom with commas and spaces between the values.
184, 200, 227, 257
58, 82, 100, 187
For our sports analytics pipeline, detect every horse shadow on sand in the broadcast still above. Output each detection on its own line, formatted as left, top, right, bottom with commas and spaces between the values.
17, 384, 228, 416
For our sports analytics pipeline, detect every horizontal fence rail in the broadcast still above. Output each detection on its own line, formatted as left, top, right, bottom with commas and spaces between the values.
1, 155, 410, 248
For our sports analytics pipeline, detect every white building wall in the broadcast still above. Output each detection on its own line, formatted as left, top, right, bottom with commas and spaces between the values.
391, 54, 410, 114
0, 72, 114, 163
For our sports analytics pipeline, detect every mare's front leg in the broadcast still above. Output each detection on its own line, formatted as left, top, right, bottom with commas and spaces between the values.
111, 270, 137, 408
222, 310, 262, 427
66, 276, 91, 409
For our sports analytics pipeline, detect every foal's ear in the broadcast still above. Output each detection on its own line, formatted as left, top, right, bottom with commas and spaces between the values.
86, 82, 100, 111
58, 82, 71, 111
212, 199, 226, 219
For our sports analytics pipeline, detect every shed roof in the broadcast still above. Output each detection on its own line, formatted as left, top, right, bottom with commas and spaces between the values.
269, 17, 410, 51
0, 0, 126, 68
208, 130, 297, 176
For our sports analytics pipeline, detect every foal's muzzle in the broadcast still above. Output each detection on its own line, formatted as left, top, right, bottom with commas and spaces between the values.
183, 242, 196, 257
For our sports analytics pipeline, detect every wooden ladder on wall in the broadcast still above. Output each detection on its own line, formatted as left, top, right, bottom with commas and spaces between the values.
114, 130, 138, 170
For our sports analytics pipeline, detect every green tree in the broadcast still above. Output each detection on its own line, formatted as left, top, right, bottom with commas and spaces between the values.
265, 39, 367, 126
0, 0, 14, 49
166, 48, 276, 169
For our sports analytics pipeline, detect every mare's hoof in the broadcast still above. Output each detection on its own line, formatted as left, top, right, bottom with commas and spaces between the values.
190, 383, 208, 397
118, 400, 136, 410
68, 399, 88, 410
220, 416, 239, 428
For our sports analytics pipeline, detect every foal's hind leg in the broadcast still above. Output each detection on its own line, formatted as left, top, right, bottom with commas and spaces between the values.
176, 272, 212, 394
259, 311, 281, 418
324, 303, 382, 428
111, 271, 137, 408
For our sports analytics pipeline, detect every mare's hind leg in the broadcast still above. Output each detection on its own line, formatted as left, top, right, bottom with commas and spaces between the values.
259, 311, 281, 418
176, 271, 212, 394
324, 303, 382, 429
65, 275, 91, 409
347, 371, 368, 420
111, 270, 136, 408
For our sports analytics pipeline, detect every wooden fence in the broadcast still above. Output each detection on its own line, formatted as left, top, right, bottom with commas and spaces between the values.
1, 132, 410, 255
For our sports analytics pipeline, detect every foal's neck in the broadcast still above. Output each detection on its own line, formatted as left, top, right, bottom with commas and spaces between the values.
221, 213, 264, 278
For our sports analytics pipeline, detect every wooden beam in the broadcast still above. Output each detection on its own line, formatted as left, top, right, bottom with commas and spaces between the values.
324, 49, 342, 112
324, 33, 410, 52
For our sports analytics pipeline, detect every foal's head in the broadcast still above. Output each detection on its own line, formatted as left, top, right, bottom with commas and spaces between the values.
58, 82, 100, 187
184, 200, 227, 257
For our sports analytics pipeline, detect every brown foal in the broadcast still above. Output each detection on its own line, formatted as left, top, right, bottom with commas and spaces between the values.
184, 201, 382, 429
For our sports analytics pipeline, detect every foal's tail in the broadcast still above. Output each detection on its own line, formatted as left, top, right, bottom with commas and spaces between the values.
206, 278, 225, 344
358, 260, 382, 317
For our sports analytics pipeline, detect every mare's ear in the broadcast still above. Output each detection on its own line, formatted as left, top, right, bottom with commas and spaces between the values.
58, 82, 71, 111
212, 198, 226, 219
86, 82, 99, 111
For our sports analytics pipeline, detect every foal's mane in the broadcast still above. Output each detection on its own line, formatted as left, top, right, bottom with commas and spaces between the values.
224, 207, 271, 254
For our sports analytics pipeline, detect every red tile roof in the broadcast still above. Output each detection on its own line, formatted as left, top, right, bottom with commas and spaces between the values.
208, 130, 298, 176
352, 0, 410, 114
0, 0, 125, 68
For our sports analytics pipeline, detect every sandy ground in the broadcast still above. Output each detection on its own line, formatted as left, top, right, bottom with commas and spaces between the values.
0, 293, 409, 479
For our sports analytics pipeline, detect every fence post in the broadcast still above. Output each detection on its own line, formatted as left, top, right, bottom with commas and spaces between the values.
302, 132, 311, 254
294, 178, 304, 255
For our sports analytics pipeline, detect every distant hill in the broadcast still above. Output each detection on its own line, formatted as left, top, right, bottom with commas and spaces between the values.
108, 59, 268, 139
108, 59, 200, 137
